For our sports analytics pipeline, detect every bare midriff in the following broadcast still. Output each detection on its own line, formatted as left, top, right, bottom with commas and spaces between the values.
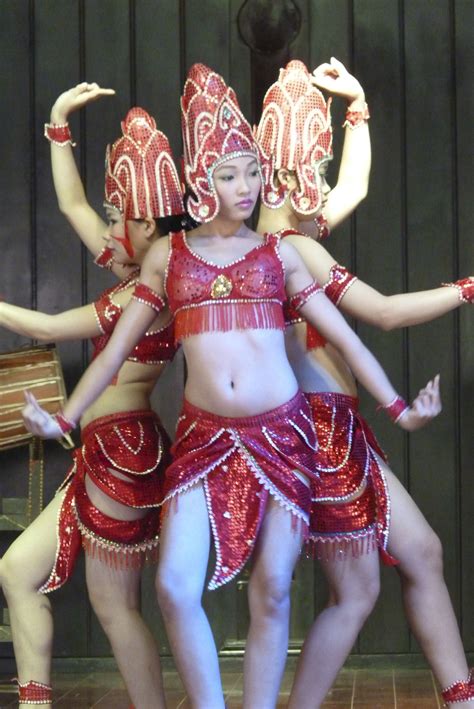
183, 327, 299, 417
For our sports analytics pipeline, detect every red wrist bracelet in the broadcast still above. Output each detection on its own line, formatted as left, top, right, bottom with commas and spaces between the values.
343, 102, 370, 130
54, 410, 76, 435
44, 122, 76, 147
441, 277, 474, 304
377, 395, 409, 424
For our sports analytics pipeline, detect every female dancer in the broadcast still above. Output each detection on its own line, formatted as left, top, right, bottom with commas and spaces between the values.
256, 58, 473, 707
22, 64, 440, 709
0, 85, 184, 708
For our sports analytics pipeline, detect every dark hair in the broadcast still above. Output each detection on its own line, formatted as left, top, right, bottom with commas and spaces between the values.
156, 213, 198, 235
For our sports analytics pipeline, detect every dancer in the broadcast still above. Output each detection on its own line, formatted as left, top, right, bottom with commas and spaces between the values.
255, 58, 474, 708
0, 86, 184, 708
21, 64, 440, 709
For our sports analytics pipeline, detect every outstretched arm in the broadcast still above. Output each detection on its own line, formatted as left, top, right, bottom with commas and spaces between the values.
285, 233, 470, 329
281, 240, 441, 431
48, 83, 115, 258
22, 238, 169, 436
312, 57, 370, 229
0, 300, 103, 341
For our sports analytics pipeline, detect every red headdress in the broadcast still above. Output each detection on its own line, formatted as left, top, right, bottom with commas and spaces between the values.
104, 107, 184, 256
256, 60, 332, 217
181, 63, 260, 223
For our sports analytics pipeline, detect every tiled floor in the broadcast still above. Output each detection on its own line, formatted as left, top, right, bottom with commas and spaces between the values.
0, 666, 443, 707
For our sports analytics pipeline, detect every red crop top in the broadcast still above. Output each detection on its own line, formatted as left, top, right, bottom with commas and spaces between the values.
165, 230, 286, 342
92, 272, 176, 364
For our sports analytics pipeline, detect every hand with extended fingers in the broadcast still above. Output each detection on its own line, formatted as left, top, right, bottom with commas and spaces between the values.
50, 82, 115, 124
395, 374, 442, 432
22, 391, 63, 439
312, 57, 365, 104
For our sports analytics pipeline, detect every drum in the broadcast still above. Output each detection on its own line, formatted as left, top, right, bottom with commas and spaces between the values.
0, 343, 68, 451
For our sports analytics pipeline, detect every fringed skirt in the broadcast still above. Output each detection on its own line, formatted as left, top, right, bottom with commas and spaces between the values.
306, 392, 397, 565
39, 410, 169, 594
163, 391, 317, 589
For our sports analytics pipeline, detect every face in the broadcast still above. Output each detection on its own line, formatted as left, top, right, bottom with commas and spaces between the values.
212, 155, 261, 221
316, 159, 331, 211
104, 207, 156, 265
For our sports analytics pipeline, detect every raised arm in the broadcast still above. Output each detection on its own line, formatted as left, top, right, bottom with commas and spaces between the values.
281, 240, 441, 431
22, 238, 170, 437
312, 57, 370, 229
285, 233, 471, 329
48, 82, 115, 257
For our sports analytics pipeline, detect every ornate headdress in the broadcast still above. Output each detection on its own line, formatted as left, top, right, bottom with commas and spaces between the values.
181, 63, 260, 223
256, 60, 332, 217
104, 107, 184, 255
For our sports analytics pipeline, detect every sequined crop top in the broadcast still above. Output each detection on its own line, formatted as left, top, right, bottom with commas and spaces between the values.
165, 230, 286, 342
92, 272, 176, 364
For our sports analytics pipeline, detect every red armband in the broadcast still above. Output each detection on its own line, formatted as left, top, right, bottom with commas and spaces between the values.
377, 395, 409, 424
323, 264, 357, 306
314, 213, 330, 241
342, 102, 370, 130
53, 410, 77, 435
44, 121, 76, 147
441, 277, 474, 304
288, 281, 324, 311
132, 283, 166, 313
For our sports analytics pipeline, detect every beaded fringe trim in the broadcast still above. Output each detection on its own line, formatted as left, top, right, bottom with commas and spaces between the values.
175, 300, 284, 341
306, 526, 377, 561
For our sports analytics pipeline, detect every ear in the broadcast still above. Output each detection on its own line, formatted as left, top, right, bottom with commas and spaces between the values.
276, 167, 298, 191
143, 217, 158, 237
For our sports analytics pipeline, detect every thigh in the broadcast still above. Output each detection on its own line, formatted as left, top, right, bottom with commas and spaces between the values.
1, 489, 66, 589
377, 457, 439, 571
251, 497, 304, 586
85, 553, 142, 608
85, 472, 147, 521
157, 483, 211, 588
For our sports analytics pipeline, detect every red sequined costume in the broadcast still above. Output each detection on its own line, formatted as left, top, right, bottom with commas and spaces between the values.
163, 229, 319, 589
281, 228, 395, 562
40, 276, 176, 593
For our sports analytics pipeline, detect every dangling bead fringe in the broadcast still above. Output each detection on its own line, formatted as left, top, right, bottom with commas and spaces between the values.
306, 529, 377, 561
175, 300, 284, 342
15, 678, 52, 705
82, 534, 159, 569
441, 668, 474, 706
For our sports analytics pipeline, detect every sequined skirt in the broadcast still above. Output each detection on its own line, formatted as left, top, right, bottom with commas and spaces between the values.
163, 391, 317, 589
40, 410, 169, 594
306, 392, 395, 563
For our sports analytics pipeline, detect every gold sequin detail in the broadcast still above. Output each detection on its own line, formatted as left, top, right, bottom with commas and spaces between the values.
210, 274, 233, 299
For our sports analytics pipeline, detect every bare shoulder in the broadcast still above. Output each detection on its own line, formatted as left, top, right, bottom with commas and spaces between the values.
144, 235, 171, 272
283, 232, 335, 269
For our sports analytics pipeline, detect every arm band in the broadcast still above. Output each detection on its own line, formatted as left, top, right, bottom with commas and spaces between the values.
342, 102, 370, 130
288, 281, 324, 311
44, 122, 76, 147
441, 277, 474, 304
323, 264, 358, 306
132, 283, 166, 313
377, 395, 409, 424
53, 410, 77, 435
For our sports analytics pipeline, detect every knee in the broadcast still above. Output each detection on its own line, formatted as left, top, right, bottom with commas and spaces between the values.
88, 582, 138, 629
156, 566, 202, 618
0, 549, 27, 598
402, 528, 444, 580
248, 573, 291, 620
329, 573, 380, 623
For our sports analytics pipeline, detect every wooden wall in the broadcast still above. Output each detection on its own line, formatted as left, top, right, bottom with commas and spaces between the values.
0, 0, 472, 664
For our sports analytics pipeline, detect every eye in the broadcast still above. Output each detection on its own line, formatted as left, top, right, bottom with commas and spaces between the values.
218, 174, 234, 182
249, 169, 259, 177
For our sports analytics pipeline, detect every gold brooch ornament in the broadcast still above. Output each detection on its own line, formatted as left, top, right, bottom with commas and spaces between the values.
211, 274, 233, 298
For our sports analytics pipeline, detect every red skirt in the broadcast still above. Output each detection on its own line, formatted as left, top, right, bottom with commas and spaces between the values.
306, 392, 396, 564
39, 410, 169, 594
163, 391, 317, 589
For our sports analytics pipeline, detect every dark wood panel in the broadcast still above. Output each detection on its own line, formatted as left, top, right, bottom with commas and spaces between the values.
455, 0, 474, 652
404, 1, 460, 653
184, 0, 231, 77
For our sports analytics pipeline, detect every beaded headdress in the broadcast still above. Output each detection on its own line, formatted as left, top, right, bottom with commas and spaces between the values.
104, 107, 184, 255
181, 63, 260, 223
256, 60, 332, 216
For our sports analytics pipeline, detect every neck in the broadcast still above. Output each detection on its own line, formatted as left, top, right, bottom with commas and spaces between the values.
257, 202, 301, 235
200, 216, 248, 238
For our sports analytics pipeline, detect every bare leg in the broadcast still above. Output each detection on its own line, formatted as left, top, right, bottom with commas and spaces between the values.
243, 497, 305, 709
0, 490, 66, 709
156, 483, 224, 709
288, 546, 380, 709
84, 474, 165, 709
383, 463, 473, 708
